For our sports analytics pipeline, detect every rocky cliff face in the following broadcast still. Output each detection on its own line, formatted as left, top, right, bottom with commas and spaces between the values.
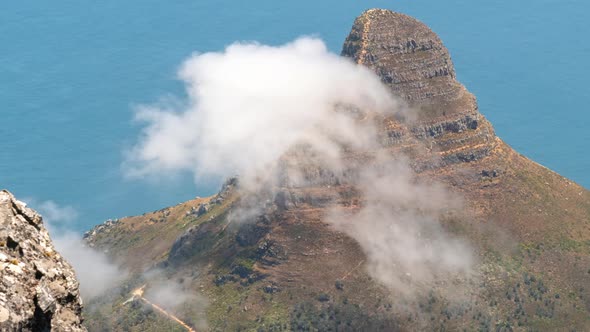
343, 9, 497, 169
0, 190, 85, 331
343, 9, 462, 108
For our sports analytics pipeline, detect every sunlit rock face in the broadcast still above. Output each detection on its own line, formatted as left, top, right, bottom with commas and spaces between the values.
343, 9, 497, 168
0, 190, 86, 332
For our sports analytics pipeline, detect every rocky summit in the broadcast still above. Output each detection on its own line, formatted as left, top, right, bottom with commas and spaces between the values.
0, 190, 85, 331
343, 9, 496, 168
84, 9, 590, 331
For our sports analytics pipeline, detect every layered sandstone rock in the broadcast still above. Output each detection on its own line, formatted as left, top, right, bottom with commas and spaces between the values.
343, 10, 461, 107
0, 190, 85, 331
343, 9, 497, 169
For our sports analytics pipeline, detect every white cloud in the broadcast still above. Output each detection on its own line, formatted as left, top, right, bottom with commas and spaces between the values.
50, 231, 126, 300
27, 199, 78, 228
126, 36, 475, 297
26, 199, 126, 300
327, 155, 474, 296
125, 37, 399, 186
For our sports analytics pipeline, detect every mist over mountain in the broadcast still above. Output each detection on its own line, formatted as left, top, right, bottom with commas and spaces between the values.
75, 9, 590, 331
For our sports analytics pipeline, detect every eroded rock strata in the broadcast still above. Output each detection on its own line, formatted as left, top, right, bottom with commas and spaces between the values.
342, 9, 497, 168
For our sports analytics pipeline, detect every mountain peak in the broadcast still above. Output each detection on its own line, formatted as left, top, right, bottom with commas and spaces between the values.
82, 10, 590, 331
342, 9, 499, 168
343, 9, 470, 119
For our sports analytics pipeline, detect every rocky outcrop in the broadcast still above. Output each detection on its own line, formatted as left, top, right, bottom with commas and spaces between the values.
273, 9, 500, 193
83, 219, 120, 246
0, 190, 85, 331
343, 9, 497, 168
211, 176, 239, 205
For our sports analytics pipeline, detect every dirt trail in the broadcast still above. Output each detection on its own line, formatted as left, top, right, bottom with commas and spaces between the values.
140, 296, 196, 332
124, 285, 196, 332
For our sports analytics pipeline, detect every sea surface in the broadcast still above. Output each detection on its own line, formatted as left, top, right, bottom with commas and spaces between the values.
1, 0, 588, 232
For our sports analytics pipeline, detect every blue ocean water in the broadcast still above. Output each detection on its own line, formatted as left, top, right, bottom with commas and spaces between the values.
1, 1, 588, 232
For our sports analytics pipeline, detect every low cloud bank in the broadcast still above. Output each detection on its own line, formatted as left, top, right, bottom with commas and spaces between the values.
125, 37, 399, 186
127, 37, 475, 296
327, 156, 473, 295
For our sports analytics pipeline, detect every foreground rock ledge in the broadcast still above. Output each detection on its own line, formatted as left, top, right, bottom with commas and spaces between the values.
0, 190, 85, 331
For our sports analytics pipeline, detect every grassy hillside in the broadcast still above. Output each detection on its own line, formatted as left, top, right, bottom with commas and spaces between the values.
83, 147, 590, 331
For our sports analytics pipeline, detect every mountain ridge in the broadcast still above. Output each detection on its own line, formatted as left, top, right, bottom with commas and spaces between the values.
84, 9, 590, 331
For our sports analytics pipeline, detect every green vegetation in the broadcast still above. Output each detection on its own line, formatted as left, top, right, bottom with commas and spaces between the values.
289, 299, 399, 331
558, 238, 590, 254
82, 153, 590, 331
